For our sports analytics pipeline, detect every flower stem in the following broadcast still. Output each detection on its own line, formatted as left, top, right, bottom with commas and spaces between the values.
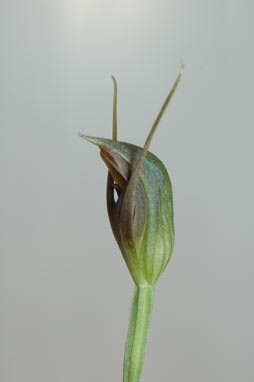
123, 286, 154, 382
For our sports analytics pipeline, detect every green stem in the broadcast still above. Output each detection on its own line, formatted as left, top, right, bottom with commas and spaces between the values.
123, 286, 154, 382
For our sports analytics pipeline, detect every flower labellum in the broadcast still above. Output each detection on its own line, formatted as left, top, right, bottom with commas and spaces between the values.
79, 64, 183, 287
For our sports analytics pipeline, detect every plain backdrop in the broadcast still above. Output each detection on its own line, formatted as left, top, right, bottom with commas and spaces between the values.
1, 1, 253, 381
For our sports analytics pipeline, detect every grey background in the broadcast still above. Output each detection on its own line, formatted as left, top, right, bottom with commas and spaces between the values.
1, 1, 253, 381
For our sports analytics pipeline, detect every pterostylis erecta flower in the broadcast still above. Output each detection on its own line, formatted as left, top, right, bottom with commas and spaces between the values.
79, 62, 184, 382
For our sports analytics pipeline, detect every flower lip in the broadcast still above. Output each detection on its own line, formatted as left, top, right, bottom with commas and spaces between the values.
100, 148, 129, 191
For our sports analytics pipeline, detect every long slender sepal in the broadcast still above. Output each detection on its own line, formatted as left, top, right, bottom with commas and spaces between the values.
123, 287, 154, 382
120, 62, 184, 235
111, 75, 118, 141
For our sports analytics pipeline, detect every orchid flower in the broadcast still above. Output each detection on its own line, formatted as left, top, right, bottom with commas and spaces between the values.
79, 63, 183, 382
